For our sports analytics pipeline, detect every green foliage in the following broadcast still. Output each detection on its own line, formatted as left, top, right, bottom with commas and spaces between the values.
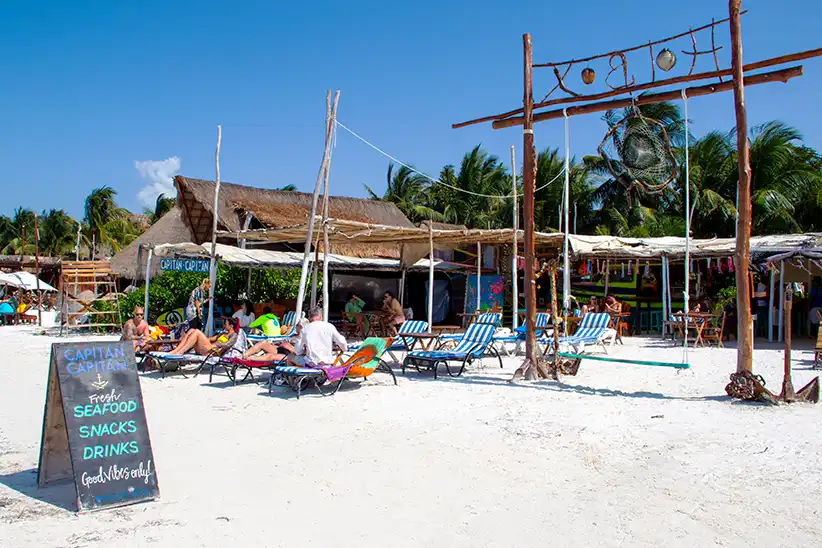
118, 267, 304, 324
712, 286, 737, 315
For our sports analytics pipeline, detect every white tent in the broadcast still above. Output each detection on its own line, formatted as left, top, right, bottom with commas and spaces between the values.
0, 271, 58, 292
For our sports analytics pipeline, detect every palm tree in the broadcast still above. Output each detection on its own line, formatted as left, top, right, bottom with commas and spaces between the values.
37, 209, 80, 256
747, 121, 822, 234
533, 148, 596, 233
364, 163, 442, 223
144, 193, 176, 224
277, 184, 297, 191
84, 186, 138, 257
0, 208, 37, 254
428, 146, 510, 228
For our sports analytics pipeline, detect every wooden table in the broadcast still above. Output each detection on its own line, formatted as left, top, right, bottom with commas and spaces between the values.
347, 312, 384, 337
432, 325, 461, 335
457, 313, 478, 328
399, 332, 442, 351
666, 313, 716, 347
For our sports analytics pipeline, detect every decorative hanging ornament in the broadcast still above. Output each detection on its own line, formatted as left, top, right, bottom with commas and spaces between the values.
644, 261, 650, 277
621, 262, 625, 277
728, 257, 734, 272
707, 257, 712, 270
656, 48, 677, 72
581, 67, 596, 85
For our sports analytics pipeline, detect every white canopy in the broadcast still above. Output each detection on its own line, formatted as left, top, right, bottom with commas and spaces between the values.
568, 233, 822, 260
0, 271, 58, 292
151, 242, 459, 271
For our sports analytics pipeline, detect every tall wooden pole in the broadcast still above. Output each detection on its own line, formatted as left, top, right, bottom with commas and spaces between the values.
511, 145, 519, 329
522, 33, 538, 373
781, 284, 796, 402
205, 125, 222, 336
33, 214, 42, 327
295, 91, 339, 321
730, 0, 753, 373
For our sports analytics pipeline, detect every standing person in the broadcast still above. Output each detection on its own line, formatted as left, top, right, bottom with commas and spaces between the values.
232, 300, 256, 329
185, 278, 211, 331
122, 306, 151, 350
344, 292, 366, 336
287, 306, 347, 367
381, 291, 405, 337
752, 275, 768, 337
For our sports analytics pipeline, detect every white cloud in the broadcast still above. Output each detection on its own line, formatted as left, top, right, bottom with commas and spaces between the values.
134, 156, 181, 207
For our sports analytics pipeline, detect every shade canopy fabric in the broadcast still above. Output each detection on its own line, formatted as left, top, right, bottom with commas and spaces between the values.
152, 242, 461, 272
568, 233, 822, 260
0, 271, 58, 292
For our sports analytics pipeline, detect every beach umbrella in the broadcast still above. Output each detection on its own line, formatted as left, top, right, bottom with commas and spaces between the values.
0, 271, 57, 292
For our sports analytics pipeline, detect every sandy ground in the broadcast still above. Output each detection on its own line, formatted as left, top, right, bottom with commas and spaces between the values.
1, 325, 821, 547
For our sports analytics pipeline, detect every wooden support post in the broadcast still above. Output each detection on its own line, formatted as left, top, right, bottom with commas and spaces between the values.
205, 125, 222, 336
427, 222, 434, 333
781, 284, 796, 402
476, 242, 482, 312
144, 246, 153, 321
511, 144, 519, 330
295, 91, 339, 322
730, 0, 753, 373
784, 261, 785, 342
768, 266, 775, 342
522, 33, 538, 374
33, 213, 42, 327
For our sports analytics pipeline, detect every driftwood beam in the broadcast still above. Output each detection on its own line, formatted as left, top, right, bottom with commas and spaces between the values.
452, 48, 822, 129
491, 66, 802, 129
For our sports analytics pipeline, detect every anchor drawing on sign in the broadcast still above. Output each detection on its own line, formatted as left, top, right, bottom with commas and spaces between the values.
90, 374, 109, 391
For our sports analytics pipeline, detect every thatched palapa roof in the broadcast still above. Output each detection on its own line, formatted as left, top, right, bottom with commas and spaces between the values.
174, 176, 415, 258
109, 207, 194, 280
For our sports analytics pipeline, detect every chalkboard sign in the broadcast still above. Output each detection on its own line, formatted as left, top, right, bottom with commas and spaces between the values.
37, 341, 159, 512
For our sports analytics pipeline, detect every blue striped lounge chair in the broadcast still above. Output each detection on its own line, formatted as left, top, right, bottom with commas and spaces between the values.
544, 312, 615, 355
440, 311, 504, 344
347, 320, 429, 362
493, 313, 552, 356
403, 323, 501, 379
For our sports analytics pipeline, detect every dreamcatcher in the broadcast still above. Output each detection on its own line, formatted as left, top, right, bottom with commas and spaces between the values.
597, 105, 679, 203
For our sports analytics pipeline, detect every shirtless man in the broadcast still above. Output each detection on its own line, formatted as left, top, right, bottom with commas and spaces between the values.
122, 307, 150, 349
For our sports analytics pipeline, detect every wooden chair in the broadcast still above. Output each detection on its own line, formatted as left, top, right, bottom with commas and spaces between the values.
701, 313, 726, 348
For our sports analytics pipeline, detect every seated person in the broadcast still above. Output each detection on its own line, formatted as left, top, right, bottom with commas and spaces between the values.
232, 300, 256, 329
344, 292, 366, 334
170, 317, 242, 356
381, 291, 405, 337
604, 295, 622, 315
249, 307, 281, 336
121, 307, 151, 350
287, 306, 347, 367
243, 339, 294, 363
581, 296, 599, 316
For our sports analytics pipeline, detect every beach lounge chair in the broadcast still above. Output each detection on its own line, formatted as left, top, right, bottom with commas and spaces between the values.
247, 311, 302, 343
347, 320, 429, 362
476, 312, 502, 326
148, 330, 248, 380
273, 337, 396, 398
220, 354, 287, 385
403, 323, 501, 379
543, 312, 615, 356
493, 313, 553, 356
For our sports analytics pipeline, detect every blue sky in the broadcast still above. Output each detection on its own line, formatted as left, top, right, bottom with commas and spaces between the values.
2, 1, 821, 219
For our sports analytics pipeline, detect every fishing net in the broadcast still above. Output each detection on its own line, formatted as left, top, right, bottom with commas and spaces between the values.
597, 108, 678, 197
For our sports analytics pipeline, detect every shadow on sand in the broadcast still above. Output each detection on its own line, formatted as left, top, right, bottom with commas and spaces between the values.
0, 468, 77, 512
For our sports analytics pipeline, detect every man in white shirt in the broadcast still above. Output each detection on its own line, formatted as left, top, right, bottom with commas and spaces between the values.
288, 306, 347, 367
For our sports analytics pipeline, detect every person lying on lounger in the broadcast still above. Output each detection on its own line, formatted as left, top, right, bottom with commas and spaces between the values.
169, 317, 241, 356
242, 340, 293, 363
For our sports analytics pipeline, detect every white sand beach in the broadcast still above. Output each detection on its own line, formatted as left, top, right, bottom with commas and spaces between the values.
1, 326, 821, 547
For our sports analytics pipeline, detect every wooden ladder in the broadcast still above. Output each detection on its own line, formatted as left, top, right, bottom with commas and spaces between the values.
59, 261, 123, 335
